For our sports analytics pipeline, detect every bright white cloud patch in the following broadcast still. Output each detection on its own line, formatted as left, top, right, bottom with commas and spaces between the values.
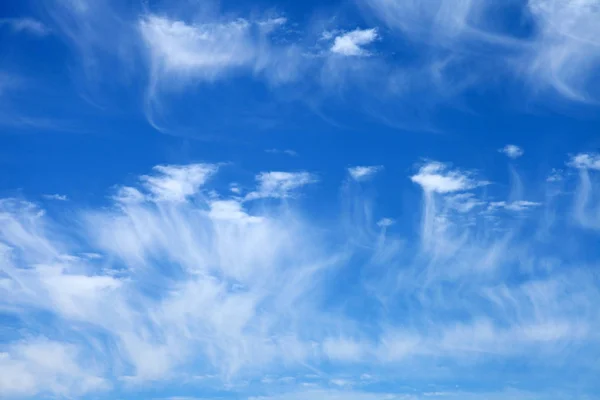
141, 164, 217, 202
348, 165, 382, 181
246, 171, 317, 200
569, 153, 600, 170
499, 144, 524, 159
139, 16, 255, 81
410, 162, 486, 193
0, 339, 108, 397
331, 28, 378, 56
138, 13, 301, 95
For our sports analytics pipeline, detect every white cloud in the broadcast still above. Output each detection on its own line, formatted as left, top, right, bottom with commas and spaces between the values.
0, 166, 334, 385
443, 193, 485, 213
138, 13, 303, 93
361, 0, 600, 103
411, 162, 487, 193
0, 18, 49, 36
139, 16, 255, 82
571, 155, 600, 230
330, 28, 378, 56
360, 0, 489, 45
209, 200, 263, 223
42, 194, 68, 201
525, 0, 600, 101
266, 149, 298, 157
377, 218, 395, 227
568, 153, 600, 170
245, 171, 317, 200
248, 388, 573, 400
141, 164, 218, 202
137, 13, 306, 131
348, 165, 383, 181
488, 200, 541, 212
230, 183, 242, 194
1, 160, 599, 397
499, 145, 524, 159
0, 339, 108, 397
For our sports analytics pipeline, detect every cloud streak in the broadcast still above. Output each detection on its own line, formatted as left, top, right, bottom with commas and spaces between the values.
0, 18, 49, 36
361, 0, 600, 103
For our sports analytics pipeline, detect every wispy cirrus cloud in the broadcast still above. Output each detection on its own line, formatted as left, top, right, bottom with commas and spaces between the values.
137, 12, 309, 131
1, 164, 334, 388
488, 200, 541, 212
245, 171, 317, 200
139, 16, 257, 83
360, 0, 600, 104
0, 18, 49, 36
525, 0, 600, 101
1, 154, 599, 398
348, 165, 382, 181
569, 152, 600, 230
42, 194, 68, 201
0, 339, 108, 397
3, 4, 600, 399
14, 0, 598, 148
266, 149, 298, 157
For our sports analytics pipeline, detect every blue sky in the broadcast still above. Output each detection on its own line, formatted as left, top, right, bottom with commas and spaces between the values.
1, 0, 600, 399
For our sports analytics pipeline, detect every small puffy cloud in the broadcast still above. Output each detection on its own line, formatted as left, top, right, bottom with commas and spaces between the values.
230, 183, 242, 194
246, 171, 317, 200
330, 28, 378, 56
0, 18, 49, 36
42, 194, 68, 201
377, 218, 395, 228
499, 145, 524, 159
411, 162, 487, 193
348, 165, 382, 181
568, 153, 600, 170
141, 164, 217, 202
